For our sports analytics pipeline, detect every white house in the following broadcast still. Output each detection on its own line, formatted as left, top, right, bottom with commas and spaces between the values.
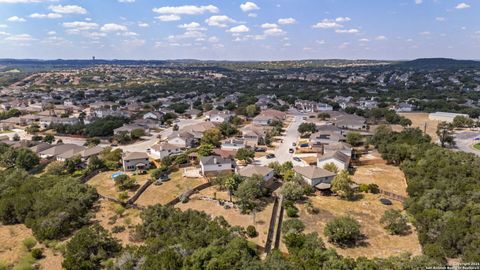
122, 152, 150, 171
238, 165, 275, 182
221, 139, 247, 151
167, 131, 195, 148
293, 166, 336, 190
317, 151, 351, 171
150, 142, 183, 159
200, 156, 235, 177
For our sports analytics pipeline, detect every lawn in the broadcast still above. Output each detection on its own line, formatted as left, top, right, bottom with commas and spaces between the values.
92, 199, 142, 246
176, 186, 274, 250
353, 151, 408, 197
135, 170, 206, 207
474, 143, 480, 150
293, 193, 422, 259
87, 170, 151, 200
0, 224, 63, 270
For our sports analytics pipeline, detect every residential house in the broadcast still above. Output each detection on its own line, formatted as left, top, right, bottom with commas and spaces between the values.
238, 165, 275, 182
241, 124, 267, 147
293, 166, 336, 190
200, 156, 235, 177
252, 109, 286, 126
143, 111, 164, 121
331, 113, 366, 130
150, 142, 183, 159
221, 138, 247, 151
122, 152, 150, 171
317, 150, 351, 171
38, 144, 85, 160
39, 116, 80, 129
167, 131, 196, 148
113, 124, 148, 136
206, 110, 234, 123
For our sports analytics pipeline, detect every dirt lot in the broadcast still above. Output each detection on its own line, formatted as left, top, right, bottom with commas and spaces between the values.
176, 186, 274, 249
294, 193, 421, 259
353, 152, 408, 197
399, 112, 440, 140
93, 199, 142, 246
87, 171, 150, 200
0, 224, 63, 270
135, 170, 206, 207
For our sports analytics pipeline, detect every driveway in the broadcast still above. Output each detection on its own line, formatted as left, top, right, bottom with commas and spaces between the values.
454, 130, 480, 157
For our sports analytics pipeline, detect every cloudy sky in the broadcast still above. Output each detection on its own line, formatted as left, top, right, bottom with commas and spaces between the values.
0, 0, 478, 60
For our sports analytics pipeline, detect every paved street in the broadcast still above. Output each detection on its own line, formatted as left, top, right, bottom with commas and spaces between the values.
454, 131, 480, 157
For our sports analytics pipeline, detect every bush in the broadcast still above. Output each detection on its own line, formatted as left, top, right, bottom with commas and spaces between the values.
380, 209, 410, 235
23, 237, 37, 251
286, 206, 299, 218
282, 219, 305, 235
306, 201, 319, 215
31, 248, 43, 260
358, 184, 369, 193
246, 225, 257, 238
111, 225, 126, 234
324, 216, 362, 247
368, 184, 380, 194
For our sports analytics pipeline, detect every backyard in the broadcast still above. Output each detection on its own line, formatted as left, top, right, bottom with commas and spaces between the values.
87, 170, 151, 200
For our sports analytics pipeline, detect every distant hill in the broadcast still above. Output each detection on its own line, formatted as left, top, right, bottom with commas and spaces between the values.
397, 58, 480, 69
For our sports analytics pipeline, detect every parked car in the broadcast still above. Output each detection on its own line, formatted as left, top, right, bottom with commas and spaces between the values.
255, 147, 267, 152
289, 148, 294, 153
293, 157, 301, 162
266, 154, 275, 159
292, 142, 297, 146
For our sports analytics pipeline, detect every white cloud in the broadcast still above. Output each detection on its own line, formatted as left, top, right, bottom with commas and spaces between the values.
5, 33, 34, 41
264, 27, 286, 36
247, 13, 257, 17
419, 31, 431, 35
0, 31, 10, 36
228, 25, 249, 33
100, 23, 128, 32
312, 19, 342, 29
29, 13, 62, 19
316, 40, 326, 45
49, 4, 87, 14
375, 35, 387, 40
208, 36, 219, 43
7, 16, 26, 22
261, 23, 278, 29
335, 28, 359, 34
205, 15, 236, 27
359, 38, 369, 42
415, 0, 423, 4
0, 24, 7, 28
63, 21, 99, 31
240, 2, 260, 12
156, 15, 181, 21
153, 5, 219, 15
278, 18, 296, 25
455, 3, 470, 9
335, 17, 351, 22
178, 22, 205, 31
436, 17, 445, 21
138, 22, 149, 27
118, 0, 134, 3
47, 31, 56, 35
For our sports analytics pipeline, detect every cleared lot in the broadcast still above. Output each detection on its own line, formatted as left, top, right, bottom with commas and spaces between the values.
87, 171, 150, 199
399, 112, 440, 140
176, 186, 274, 250
294, 194, 421, 259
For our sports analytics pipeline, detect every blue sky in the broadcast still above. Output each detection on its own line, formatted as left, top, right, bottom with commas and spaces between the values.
0, 0, 478, 60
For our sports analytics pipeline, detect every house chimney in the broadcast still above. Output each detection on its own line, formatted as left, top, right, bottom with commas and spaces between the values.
213, 157, 217, 164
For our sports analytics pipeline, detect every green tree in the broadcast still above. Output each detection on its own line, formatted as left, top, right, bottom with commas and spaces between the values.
225, 174, 243, 202
297, 123, 317, 136
380, 209, 410, 235
130, 128, 145, 139
201, 128, 222, 147
63, 225, 121, 270
323, 162, 339, 173
42, 134, 55, 144
436, 122, 455, 148
346, 132, 362, 147
324, 216, 361, 247
235, 175, 264, 212
45, 161, 65, 175
281, 181, 305, 202
331, 171, 355, 200
245, 104, 258, 117
235, 148, 255, 164
197, 143, 214, 156
282, 219, 305, 235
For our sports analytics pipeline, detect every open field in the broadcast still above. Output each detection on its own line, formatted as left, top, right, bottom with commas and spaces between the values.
87, 170, 150, 199
176, 186, 274, 249
0, 224, 63, 270
353, 151, 408, 197
399, 112, 440, 140
135, 170, 206, 207
93, 199, 142, 246
474, 143, 480, 150
294, 193, 421, 259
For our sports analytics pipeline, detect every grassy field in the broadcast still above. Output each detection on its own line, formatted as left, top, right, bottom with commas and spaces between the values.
135, 170, 206, 207
353, 151, 408, 197
293, 194, 421, 259
474, 143, 480, 150
0, 224, 63, 270
87, 170, 150, 200
399, 112, 440, 140
176, 186, 274, 250
92, 199, 142, 246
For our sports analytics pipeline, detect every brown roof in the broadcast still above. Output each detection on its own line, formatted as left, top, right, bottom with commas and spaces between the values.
123, 152, 149, 160
238, 165, 273, 178
317, 150, 351, 164
293, 166, 336, 179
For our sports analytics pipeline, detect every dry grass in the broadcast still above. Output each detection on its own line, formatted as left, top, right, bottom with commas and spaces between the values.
294, 194, 421, 259
301, 156, 318, 165
176, 186, 274, 249
353, 152, 408, 197
92, 199, 142, 246
87, 171, 150, 199
0, 224, 63, 270
135, 170, 206, 207
399, 112, 440, 140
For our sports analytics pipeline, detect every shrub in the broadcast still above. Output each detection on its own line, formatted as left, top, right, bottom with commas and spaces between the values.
358, 184, 369, 193
111, 225, 126, 233
282, 219, 305, 235
31, 248, 43, 260
324, 216, 361, 247
286, 206, 299, 218
368, 184, 380, 194
23, 237, 37, 251
380, 209, 409, 235
306, 201, 319, 215
246, 225, 257, 238
0, 261, 7, 270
